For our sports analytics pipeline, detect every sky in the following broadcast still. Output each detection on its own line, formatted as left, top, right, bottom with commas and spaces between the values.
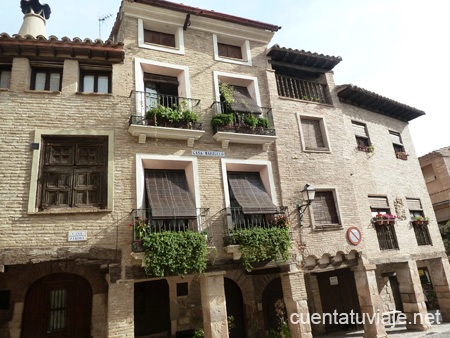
1, 0, 449, 156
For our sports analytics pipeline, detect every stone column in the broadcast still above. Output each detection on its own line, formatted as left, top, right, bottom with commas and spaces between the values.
396, 260, 432, 331
10, 58, 31, 91
353, 262, 387, 338
107, 280, 135, 338
427, 257, 450, 321
199, 271, 228, 338
62, 59, 79, 94
307, 274, 326, 335
280, 270, 312, 338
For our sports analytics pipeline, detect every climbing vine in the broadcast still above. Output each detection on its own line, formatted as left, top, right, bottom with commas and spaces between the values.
228, 227, 291, 271
142, 231, 207, 277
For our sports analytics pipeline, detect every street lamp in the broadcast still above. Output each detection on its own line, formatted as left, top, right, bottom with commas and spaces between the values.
297, 184, 316, 226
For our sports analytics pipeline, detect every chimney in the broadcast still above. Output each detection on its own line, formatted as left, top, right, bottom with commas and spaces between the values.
18, 0, 52, 37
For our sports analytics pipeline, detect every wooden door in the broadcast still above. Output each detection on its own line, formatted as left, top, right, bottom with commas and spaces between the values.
21, 273, 92, 338
134, 279, 170, 337
224, 278, 246, 338
316, 269, 361, 332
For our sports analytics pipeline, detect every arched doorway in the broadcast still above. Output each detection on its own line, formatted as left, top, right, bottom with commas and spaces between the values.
21, 273, 92, 338
262, 278, 286, 333
134, 279, 171, 337
224, 278, 246, 338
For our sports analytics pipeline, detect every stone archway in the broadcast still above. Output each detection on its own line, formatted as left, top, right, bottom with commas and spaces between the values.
224, 277, 246, 338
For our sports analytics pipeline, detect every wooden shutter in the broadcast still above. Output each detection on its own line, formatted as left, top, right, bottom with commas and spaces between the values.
73, 169, 103, 207
42, 168, 73, 208
230, 86, 261, 113
352, 121, 368, 138
406, 198, 422, 211
145, 170, 197, 218
369, 196, 389, 209
218, 43, 243, 59
227, 172, 277, 214
389, 131, 402, 145
302, 119, 325, 149
144, 29, 176, 47
311, 191, 339, 225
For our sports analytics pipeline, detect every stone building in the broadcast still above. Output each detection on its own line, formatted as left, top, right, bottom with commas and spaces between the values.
1, 1, 450, 338
419, 147, 450, 225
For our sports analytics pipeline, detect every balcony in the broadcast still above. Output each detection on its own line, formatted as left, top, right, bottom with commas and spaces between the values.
221, 207, 292, 270
275, 74, 332, 104
128, 91, 205, 147
211, 102, 277, 151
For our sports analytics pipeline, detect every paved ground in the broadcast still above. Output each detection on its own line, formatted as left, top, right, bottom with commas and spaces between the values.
315, 311, 450, 338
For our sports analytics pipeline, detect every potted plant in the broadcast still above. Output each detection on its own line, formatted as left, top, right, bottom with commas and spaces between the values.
211, 113, 234, 131
181, 109, 198, 129
384, 214, 397, 225
243, 114, 258, 129
413, 215, 424, 225
373, 213, 384, 225
395, 151, 409, 160
129, 217, 149, 251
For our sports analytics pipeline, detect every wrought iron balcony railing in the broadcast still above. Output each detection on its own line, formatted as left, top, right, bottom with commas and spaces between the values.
222, 206, 288, 233
275, 74, 332, 104
211, 102, 276, 136
129, 90, 202, 129
130, 208, 210, 251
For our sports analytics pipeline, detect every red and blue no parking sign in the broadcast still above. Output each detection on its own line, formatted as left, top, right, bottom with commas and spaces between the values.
347, 226, 362, 245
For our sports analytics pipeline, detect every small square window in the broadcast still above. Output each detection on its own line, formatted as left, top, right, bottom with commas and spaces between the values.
389, 131, 407, 159
213, 34, 251, 66
138, 19, 184, 55
176, 282, 189, 297
31, 68, 62, 91
218, 43, 243, 60
0, 67, 12, 89
80, 71, 111, 94
299, 117, 330, 152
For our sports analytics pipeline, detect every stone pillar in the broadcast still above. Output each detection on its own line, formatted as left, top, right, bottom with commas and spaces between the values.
199, 271, 228, 338
307, 274, 326, 335
62, 59, 79, 94
280, 270, 312, 338
107, 280, 135, 338
10, 58, 31, 92
396, 260, 431, 331
428, 257, 450, 321
353, 263, 387, 338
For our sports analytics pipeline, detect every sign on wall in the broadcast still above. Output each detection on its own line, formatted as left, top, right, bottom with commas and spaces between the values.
68, 231, 87, 242
192, 150, 225, 157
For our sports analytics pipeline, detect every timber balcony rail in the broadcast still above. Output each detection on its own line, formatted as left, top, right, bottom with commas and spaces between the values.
275, 74, 332, 104
221, 206, 288, 238
130, 208, 210, 252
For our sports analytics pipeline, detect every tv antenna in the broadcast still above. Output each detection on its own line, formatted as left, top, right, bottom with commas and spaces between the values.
98, 14, 113, 39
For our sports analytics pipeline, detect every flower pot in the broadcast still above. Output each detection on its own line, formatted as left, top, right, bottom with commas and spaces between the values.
133, 239, 144, 252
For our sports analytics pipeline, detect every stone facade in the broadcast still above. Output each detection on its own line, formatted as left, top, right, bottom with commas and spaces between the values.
1, 1, 450, 338
419, 146, 450, 224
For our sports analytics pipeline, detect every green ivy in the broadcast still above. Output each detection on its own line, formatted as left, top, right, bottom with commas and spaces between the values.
211, 113, 233, 127
142, 231, 207, 277
228, 227, 291, 271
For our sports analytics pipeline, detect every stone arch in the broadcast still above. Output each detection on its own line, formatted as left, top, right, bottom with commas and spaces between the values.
225, 269, 255, 304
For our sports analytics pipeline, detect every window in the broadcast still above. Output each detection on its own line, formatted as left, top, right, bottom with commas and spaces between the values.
299, 116, 330, 152
137, 19, 184, 55
31, 68, 62, 91
213, 34, 251, 66
421, 164, 436, 183
369, 196, 399, 250
311, 191, 340, 228
218, 43, 243, 59
389, 131, 407, 159
80, 71, 111, 94
0, 67, 11, 89
144, 73, 179, 109
144, 29, 175, 48
144, 169, 197, 231
37, 136, 107, 210
352, 121, 371, 151
407, 198, 432, 246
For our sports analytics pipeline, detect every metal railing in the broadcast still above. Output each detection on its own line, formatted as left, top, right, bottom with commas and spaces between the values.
130, 208, 210, 251
211, 102, 276, 136
129, 90, 202, 128
275, 74, 331, 104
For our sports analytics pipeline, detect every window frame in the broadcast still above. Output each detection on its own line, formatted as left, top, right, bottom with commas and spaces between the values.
297, 114, 331, 153
80, 70, 111, 94
406, 198, 432, 246
352, 121, 371, 151
28, 130, 114, 213
213, 34, 252, 66
0, 66, 12, 89
389, 130, 406, 155
369, 196, 399, 250
309, 188, 342, 230
31, 68, 62, 91
137, 18, 185, 55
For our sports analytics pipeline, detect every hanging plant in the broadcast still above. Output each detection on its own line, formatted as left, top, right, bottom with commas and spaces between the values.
142, 231, 207, 277
227, 227, 291, 271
